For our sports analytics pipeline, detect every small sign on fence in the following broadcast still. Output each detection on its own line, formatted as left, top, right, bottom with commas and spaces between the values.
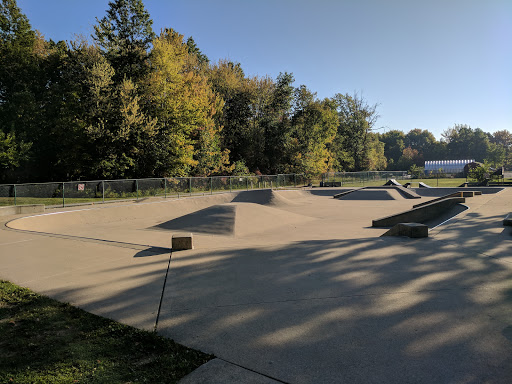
77, 184, 85, 191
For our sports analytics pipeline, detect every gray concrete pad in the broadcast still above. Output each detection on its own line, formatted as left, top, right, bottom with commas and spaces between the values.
2, 188, 512, 383
179, 359, 282, 384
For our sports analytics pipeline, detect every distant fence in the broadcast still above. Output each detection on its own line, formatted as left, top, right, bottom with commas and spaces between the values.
321, 171, 408, 186
0, 174, 307, 207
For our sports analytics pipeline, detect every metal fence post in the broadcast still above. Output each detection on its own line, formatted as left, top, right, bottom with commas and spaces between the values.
210, 177, 213, 194
246, 177, 249, 191
62, 182, 65, 207
136, 180, 139, 200
102, 180, 105, 203
229, 177, 232, 192
189, 177, 192, 196
13, 184, 16, 206
164, 178, 167, 198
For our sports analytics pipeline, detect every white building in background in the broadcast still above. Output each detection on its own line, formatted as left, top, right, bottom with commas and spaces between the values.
424, 160, 475, 174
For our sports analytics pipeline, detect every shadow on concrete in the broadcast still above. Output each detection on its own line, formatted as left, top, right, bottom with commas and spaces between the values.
151, 205, 236, 235
338, 189, 397, 201
32, 208, 512, 383
154, 234, 512, 383
133, 247, 171, 257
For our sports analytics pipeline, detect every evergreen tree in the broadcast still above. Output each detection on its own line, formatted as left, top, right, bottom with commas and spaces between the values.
93, 0, 155, 83
186, 36, 209, 66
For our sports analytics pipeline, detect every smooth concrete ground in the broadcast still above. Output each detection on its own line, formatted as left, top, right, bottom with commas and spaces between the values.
1, 187, 512, 383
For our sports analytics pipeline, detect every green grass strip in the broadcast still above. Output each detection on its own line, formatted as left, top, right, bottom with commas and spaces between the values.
0, 280, 213, 383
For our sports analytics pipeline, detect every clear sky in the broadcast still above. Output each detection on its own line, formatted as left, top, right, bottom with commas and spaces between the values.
16, 0, 512, 139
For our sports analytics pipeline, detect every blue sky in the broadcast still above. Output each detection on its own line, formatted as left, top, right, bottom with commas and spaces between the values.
17, 0, 512, 139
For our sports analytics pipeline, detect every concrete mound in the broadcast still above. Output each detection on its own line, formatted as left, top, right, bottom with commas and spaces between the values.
231, 189, 309, 207
338, 188, 404, 201
232, 202, 315, 237
152, 201, 314, 237
153, 204, 236, 235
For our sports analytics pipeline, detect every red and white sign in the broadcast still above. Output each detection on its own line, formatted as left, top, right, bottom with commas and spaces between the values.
77, 184, 85, 191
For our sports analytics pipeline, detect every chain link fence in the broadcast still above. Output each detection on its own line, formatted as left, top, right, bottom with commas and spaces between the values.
321, 171, 408, 187
0, 174, 308, 207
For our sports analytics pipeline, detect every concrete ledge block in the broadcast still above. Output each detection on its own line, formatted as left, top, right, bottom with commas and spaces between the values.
0, 204, 45, 216
172, 233, 193, 250
333, 189, 359, 199
381, 223, 429, 238
461, 191, 475, 197
504, 213, 512, 227
373, 197, 466, 227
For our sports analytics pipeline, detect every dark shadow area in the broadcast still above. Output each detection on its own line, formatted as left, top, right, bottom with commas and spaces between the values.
36, 227, 512, 383
150, 204, 236, 235
134, 247, 172, 257
150, 235, 512, 383
339, 190, 397, 201
309, 188, 349, 197
413, 187, 503, 197
231, 190, 272, 204
425, 204, 469, 228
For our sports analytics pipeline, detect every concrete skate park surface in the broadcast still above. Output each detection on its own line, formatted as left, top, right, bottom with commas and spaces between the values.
2, 187, 512, 383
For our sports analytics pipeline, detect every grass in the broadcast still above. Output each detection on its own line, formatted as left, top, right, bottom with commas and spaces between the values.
0, 280, 213, 383
402, 178, 468, 187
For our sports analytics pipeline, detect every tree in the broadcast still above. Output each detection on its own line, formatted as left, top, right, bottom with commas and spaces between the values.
485, 143, 505, 168
332, 92, 380, 171
207, 60, 255, 167
441, 124, 490, 161
287, 90, 338, 175
93, 0, 155, 82
379, 130, 405, 170
365, 133, 387, 170
490, 130, 512, 168
405, 128, 436, 159
261, 72, 295, 173
0, 0, 36, 139
0, 130, 30, 181
144, 29, 222, 176
186, 36, 209, 66
397, 146, 423, 170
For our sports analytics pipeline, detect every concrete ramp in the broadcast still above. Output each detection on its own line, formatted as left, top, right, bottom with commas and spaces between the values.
233, 202, 315, 237
231, 189, 308, 207
381, 223, 428, 238
154, 201, 315, 237
337, 188, 404, 201
372, 197, 466, 227
152, 205, 236, 235
383, 179, 402, 186
419, 182, 432, 188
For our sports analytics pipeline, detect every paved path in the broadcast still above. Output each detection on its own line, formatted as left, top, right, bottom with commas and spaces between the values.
1, 188, 512, 383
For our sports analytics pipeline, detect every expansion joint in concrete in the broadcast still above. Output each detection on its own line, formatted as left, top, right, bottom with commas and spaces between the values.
217, 358, 291, 384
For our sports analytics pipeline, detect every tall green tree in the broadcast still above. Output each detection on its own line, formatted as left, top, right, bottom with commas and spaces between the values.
405, 128, 436, 159
441, 124, 490, 161
93, 0, 155, 83
261, 72, 295, 173
287, 89, 338, 174
186, 36, 209, 66
144, 29, 222, 176
379, 130, 405, 170
0, 130, 30, 181
332, 93, 380, 171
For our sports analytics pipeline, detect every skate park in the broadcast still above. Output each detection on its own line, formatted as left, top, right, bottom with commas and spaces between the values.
1, 183, 512, 383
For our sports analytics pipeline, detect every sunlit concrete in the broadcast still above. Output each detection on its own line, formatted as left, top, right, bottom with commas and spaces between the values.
1, 187, 512, 383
